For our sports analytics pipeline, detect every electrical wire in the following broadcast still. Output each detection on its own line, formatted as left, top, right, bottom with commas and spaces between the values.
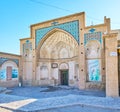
29, 0, 73, 13
29, 0, 120, 27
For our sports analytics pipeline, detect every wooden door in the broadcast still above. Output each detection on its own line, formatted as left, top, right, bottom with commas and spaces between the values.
7, 66, 12, 80
61, 70, 68, 85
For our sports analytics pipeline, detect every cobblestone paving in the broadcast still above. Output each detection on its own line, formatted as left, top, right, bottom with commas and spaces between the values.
0, 104, 120, 112
0, 94, 120, 112
37, 105, 120, 112
9, 86, 105, 99
0, 87, 7, 93
0, 86, 120, 112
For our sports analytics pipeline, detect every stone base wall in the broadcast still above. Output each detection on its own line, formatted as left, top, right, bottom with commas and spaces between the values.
22, 80, 32, 86
22, 79, 79, 87
38, 79, 55, 86
23, 79, 55, 86
69, 80, 79, 87
85, 82, 105, 90
0, 80, 19, 87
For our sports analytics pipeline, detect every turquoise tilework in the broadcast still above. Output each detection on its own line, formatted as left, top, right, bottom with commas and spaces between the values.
89, 28, 96, 33
12, 69, 18, 78
35, 20, 79, 47
84, 32, 102, 45
0, 57, 19, 66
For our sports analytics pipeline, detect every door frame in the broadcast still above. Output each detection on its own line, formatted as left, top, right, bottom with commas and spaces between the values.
59, 69, 69, 85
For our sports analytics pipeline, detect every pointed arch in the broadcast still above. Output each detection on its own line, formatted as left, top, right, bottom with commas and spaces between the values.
36, 28, 79, 60
36, 28, 78, 50
85, 40, 101, 59
1, 60, 18, 69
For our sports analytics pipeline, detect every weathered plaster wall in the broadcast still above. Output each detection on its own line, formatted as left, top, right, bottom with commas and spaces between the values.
105, 34, 119, 97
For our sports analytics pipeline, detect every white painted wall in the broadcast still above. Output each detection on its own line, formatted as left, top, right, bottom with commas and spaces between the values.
52, 68, 59, 79
36, 66, 40, 80
68, 61, 75, 80
23, 62, 32, 80
40, 63, 49, 79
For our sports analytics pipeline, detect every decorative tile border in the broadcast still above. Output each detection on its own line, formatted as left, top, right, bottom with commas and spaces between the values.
84, 32, 102, 45
0, 57, 19, 66
35, 20, 79, 47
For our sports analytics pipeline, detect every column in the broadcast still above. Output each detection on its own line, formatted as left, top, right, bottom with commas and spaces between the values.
105, 34, 119, 97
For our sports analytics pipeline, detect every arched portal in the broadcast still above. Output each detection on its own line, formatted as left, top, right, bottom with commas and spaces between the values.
36, 28, 79, 86
1, 60, 18, 81
37, 28, 78, 59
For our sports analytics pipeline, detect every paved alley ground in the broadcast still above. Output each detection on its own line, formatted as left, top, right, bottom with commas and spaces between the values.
0, 86, 120, 112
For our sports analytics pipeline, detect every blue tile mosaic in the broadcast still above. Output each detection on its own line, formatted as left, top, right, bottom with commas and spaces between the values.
89, 28, 96, 33
35, 20, 79, 47
0, 57, 19, 66
12, 69, 18, 78
84, 32, 102, 45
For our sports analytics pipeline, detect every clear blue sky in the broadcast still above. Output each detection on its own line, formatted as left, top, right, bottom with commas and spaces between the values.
0, 0, 120, 54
